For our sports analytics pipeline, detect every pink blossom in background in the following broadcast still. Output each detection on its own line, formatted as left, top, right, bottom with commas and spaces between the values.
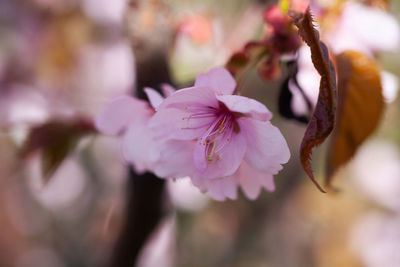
150, 67, 290, 200
95, 86, 195, 178
381, 71, 399, 103
95, 93, 159, 174
76, 41, 136, 114
167, 178, 209, 212
0, 86, 50, 128
82, 0, 127, 24
31, 0, 79, 11
350, 212, 400, 267
289, 0, 309, 13
0, 84, 77, 146
289, 45, 320, 117
171, 12, 224, 83
327, 2, 400, 56
27, 156, 88, 214
349, 140, 400, 211
136, 216, 176, 267
179, 14, 214, 44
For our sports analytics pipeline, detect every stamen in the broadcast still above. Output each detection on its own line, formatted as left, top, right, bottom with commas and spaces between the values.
208, 140, 217, 162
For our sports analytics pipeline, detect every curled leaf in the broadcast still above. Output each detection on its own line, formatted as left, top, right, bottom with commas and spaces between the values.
326, 51, 384, 187
22, 117, 96, 183
292, 8, 337, 192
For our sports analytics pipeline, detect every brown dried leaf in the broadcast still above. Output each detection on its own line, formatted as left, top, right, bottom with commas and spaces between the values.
326, 51, 384, 187
22, 117, 96, 183
292, 8, 337, 192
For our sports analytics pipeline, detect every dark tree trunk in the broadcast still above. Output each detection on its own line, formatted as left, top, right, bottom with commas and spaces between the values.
109, 51, 173, 267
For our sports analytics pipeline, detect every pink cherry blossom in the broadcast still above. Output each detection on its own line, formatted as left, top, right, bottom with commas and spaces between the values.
150, 67, 290, 200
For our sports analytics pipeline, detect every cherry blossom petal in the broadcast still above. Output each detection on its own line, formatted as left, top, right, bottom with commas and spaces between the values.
216, 94, 273, 121
152, 140, 197, 179
327, 26, 369, 56
239, 118, 290, 174
341, 2, 399, 52
381, 71, 399, 103
150, 107, 215, 141
144, 87, 164, 110
207, 177, 238, 201
240, 178, 261, 200
193, 131, 247, 179
121, 118, 159, 174
260, 173, 275, 192
95, 96, 150, 135
191, 175, 207, 192
205, 179, 225, 201
296, 45, 320, 108
238, 161, 275, 200
160, 83, 176, 97
194, 67, 236, 95
191, 175, 238, 201
221, 176, 238, 199
159, 86, 218, 110
192, 160, 276, 200
288, 79, 310, 116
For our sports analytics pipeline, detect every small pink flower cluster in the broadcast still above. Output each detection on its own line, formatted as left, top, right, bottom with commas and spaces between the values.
96, 68, 290, 201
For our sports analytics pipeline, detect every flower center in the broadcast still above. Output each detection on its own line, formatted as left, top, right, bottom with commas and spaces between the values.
201, 113, 234, 163
180, 104, 237, 163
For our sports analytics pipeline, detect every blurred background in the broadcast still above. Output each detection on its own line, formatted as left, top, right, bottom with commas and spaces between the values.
0, 0, 400, 266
